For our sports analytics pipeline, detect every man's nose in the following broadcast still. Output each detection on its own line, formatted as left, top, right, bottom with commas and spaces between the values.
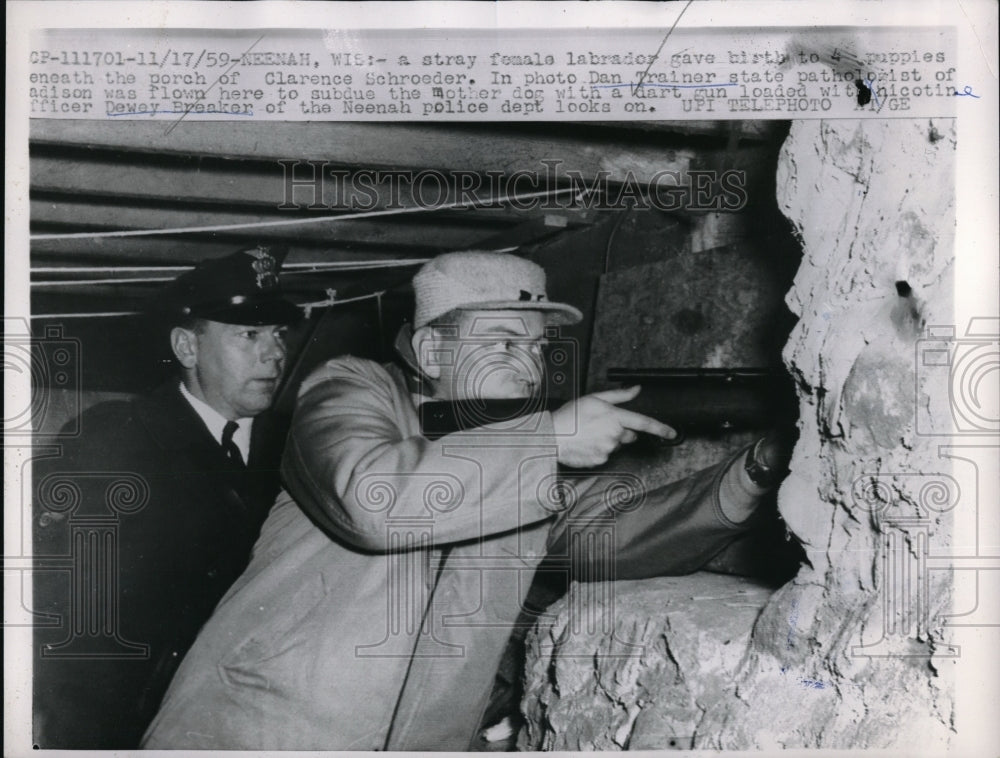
522, 349, 545, 375
259, 332, 287, 363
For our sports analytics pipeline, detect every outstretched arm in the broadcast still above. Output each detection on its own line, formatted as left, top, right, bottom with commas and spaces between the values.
282, 357, 560, 551
547, 435, 792, 579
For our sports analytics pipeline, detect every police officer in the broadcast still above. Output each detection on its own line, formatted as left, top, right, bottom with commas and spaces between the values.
33, 247, 301, 748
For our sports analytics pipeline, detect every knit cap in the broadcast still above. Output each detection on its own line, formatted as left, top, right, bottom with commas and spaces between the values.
412, 252, 582, 328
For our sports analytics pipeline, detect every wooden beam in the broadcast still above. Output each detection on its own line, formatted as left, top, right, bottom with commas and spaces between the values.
30, 265, 417, 317
30, 198, 509, 250
30, 121, 695, 185
30, 237, 438, 267
470, 216, 573, 254
29, 154, 597, 225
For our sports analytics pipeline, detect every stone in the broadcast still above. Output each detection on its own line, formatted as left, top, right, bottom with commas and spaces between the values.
699, 119, 958, 751
518, 573, 773, 751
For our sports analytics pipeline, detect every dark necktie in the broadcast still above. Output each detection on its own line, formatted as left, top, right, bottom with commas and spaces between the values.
221, 420, 245, 467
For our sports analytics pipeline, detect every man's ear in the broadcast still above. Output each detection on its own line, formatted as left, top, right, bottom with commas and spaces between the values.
170, 326, 199, 370
411, 325, 441, 380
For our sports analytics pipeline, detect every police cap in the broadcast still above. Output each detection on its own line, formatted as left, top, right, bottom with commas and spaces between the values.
155, 246, 301, 326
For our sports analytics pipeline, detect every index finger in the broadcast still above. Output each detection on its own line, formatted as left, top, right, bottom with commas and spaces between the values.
588, 385, 642, 405
612, 407, 676, 439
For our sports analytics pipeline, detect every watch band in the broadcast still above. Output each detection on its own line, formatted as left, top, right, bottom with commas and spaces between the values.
744, 437, 778, 488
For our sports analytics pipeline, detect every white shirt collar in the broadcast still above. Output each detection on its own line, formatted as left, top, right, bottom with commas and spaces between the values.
178, 381, 253, 462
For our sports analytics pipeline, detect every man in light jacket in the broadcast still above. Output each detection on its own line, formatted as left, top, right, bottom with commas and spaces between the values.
143, 251, 788, 751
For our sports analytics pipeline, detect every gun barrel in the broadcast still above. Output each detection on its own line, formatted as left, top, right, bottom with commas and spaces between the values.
608, 367, 796, 433
607, 367, 775, 384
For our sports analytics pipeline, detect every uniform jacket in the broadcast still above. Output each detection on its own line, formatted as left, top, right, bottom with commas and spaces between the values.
32, 382, 288, 748
143, 357, 765, 751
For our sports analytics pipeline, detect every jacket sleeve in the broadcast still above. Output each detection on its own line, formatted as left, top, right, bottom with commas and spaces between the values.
281, 357, 560, 552
545, 446, 768, 579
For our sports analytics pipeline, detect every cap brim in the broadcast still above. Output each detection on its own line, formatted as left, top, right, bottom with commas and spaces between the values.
198, 298, 302, 326
452, 300, 583, 326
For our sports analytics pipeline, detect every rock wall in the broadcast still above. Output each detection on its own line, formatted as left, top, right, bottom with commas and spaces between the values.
519, 574, 774, 751
520, 119, 957, 751
699, 118, 957, 751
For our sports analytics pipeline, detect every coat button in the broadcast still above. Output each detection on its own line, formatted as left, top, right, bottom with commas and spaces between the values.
207, 568, 218, 579
38, 512, 53, 527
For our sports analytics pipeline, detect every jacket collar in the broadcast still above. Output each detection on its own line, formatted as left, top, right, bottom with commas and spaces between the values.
135, 379, 262, 469
393, 324, 434, 397
134, 382, 234, 463
135, 382, 282, 471
177, 381, 253, 461
138, 383, 288, 471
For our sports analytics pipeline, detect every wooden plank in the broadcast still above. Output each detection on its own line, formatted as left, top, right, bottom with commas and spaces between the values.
460, 216, 574, 256
29, 155, 597, 225
31, 266, 418, 315
30, 237, 439, 267
30, 121, 695, 185
30, 198, 510, 250
30, 208, 595, 266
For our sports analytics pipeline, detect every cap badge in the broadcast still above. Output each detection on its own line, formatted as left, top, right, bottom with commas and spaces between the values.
248, 247, 279, 290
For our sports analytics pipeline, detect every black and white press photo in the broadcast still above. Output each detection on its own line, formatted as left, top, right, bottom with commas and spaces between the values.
5, 3, 998, 756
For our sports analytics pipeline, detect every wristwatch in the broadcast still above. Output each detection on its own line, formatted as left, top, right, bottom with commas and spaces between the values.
744, 437, 781, 489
